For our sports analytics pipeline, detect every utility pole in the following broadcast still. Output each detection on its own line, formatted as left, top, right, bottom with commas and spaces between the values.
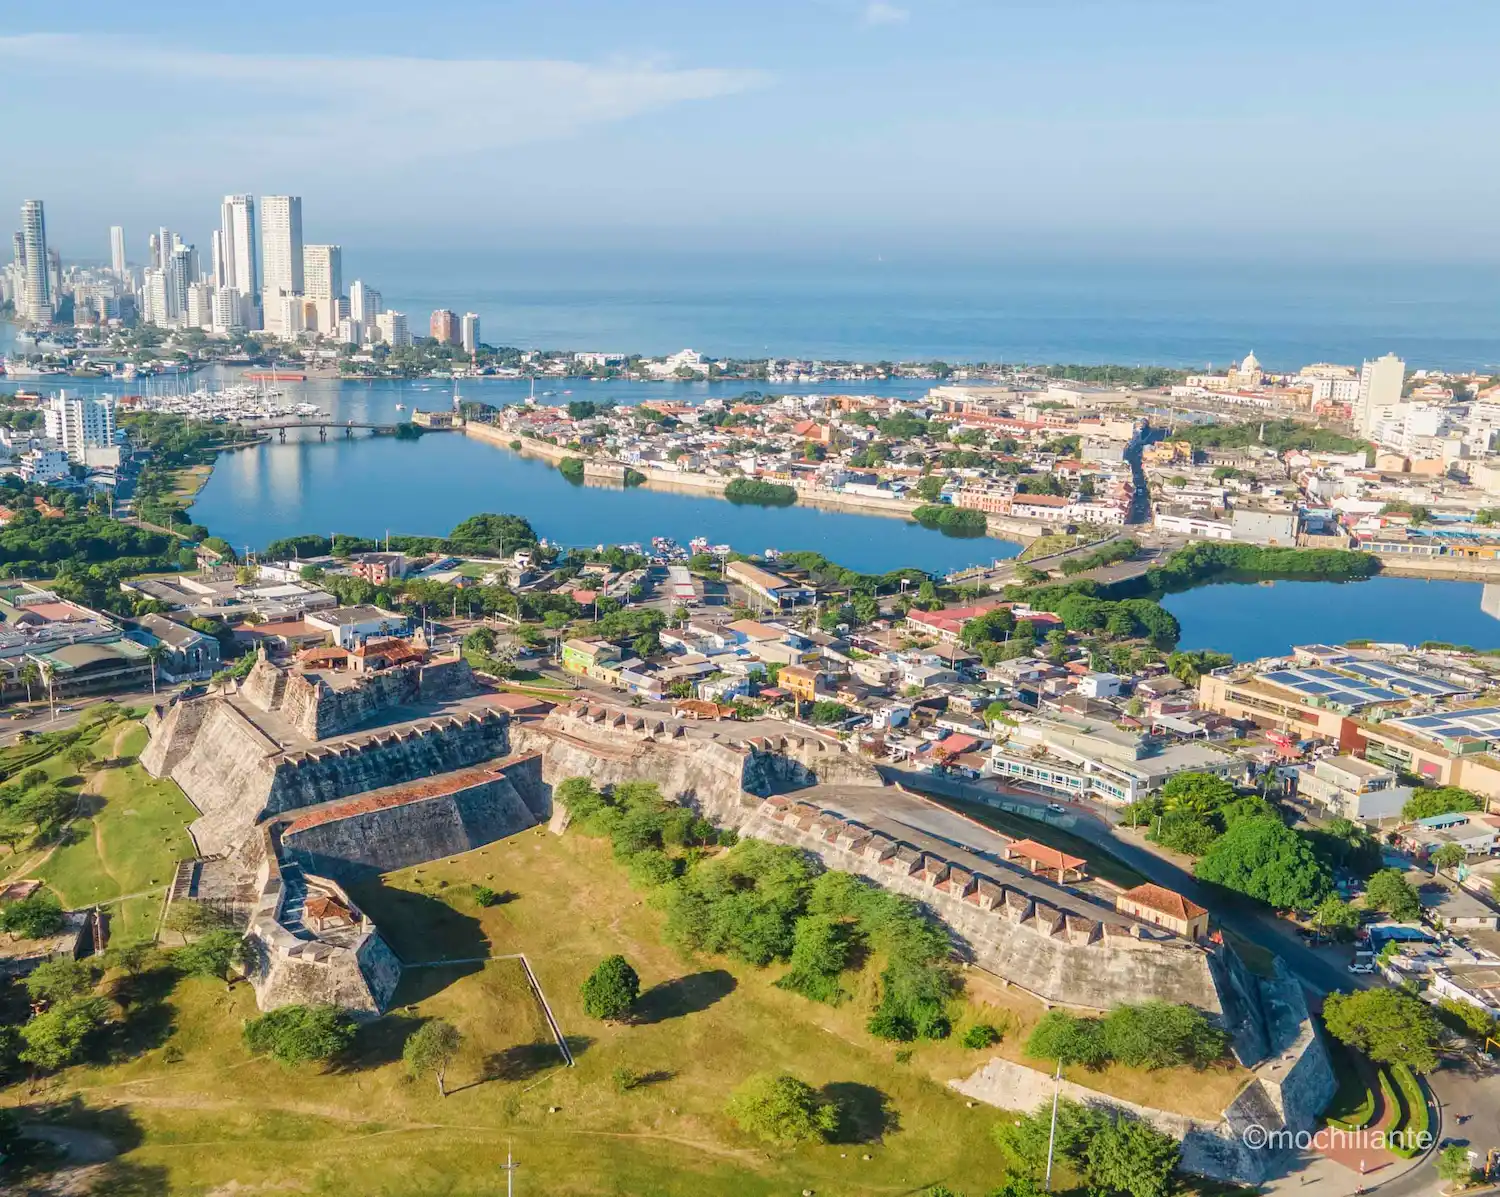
1044, 1057, 1063, 1191
500, 1141, 519, 1196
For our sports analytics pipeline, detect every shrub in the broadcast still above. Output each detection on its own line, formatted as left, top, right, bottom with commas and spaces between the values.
472, 884, 499, 907
243, 1004, 355, 1067
725, 1073, 838, 1146
961, 1023, 1000, 1050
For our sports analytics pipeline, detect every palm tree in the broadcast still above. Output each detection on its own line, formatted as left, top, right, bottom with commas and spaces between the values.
40, 663, 55, 722
18, 662, 38, 704
145, 644, 167, 696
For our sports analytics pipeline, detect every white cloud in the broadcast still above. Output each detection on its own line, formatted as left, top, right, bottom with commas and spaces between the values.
0, 35, 766, 168
862, 2, 910, 25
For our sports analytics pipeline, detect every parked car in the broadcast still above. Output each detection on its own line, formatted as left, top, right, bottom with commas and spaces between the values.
1047, 803, 1067, 814
1349, 963, 1375, 975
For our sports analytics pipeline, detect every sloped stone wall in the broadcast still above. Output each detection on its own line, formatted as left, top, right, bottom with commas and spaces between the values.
168, 704, 282, 855
281, 772, 537, 882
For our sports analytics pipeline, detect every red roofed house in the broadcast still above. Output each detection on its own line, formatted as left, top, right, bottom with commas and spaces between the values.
1115, 883, 1210, 939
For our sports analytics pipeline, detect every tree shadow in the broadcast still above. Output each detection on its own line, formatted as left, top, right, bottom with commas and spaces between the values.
482, 1034, 594, 1082
476, 889, 519, 908
84, 1161, 171, 1196
105, 965, 179, 1060
74, 793, 106, 818
632, 969, 737, 1025
338, 1012, 425, 1072
821, 1082, 900, 1144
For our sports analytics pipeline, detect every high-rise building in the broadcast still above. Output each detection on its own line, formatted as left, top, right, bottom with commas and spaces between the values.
18, 200, 52, 325
220, 195, 260, 318
10, 231, 22, 267
44, 392, 116, 462
1356, 353, 1406, 436
155, 227, 176, 271
349, 280, 381, 325
302, 244, 342, 332
336, 317, 362, 345
430, 309, 458, 344
141, 269, 169, 327
260, 195, 304, 298
210, 229, 226, 288
109, 225, 127, 278
461, 312, 481, 354
212, 287, 244, 334
375, 310, 410, 348
166, 245, 195, 320
186, 282, 215, 330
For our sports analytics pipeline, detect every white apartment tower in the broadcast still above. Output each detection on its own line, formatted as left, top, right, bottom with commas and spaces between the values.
349, 280, 381, 326
461, 312, 481, 354
302, 244, 342, 332
220, 195, 260, 321
109, 225, 127, 278
1356, 353, 1406, 436
18, 200, 52, 324
44, 392, 116, 462
260, 195, 304, 298
212, 287, 245, 334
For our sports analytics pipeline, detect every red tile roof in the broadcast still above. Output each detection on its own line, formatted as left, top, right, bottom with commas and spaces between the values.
1006, 839, 1086, 872
1120, 883, 1208, 921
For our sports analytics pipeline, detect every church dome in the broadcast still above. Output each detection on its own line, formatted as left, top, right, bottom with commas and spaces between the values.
1240, 351, 1261, 374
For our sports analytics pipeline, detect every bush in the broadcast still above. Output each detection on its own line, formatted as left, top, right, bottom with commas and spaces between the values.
0, 889, 64, 939
243, 1004, 355, 1067
1025, 1002, 1227, 1070
472, 884, 499, 907
724, 478, 797, 507
961, 1023, 1000, 1050
725, 1073, 839, 1146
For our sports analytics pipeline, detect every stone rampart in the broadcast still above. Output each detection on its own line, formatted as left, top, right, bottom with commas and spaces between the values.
140, 696, 213, 779
280, 757, 540, 882
266, 709, 511, 814
241, 835, 401, 1015
748, 796, 1225, 1016
164, 703, 283, 855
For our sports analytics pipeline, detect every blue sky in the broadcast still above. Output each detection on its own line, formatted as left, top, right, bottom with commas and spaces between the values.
1, 0, 1496, 262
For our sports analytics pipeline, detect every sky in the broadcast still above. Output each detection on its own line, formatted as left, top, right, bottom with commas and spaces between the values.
2, 0, 1497, 264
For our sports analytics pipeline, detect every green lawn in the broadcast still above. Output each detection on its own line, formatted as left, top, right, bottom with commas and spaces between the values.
22, 828, 1016, 1197
34, 721, 197, 941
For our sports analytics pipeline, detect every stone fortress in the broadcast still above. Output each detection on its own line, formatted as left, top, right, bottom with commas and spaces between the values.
142, 650, 1331, 1181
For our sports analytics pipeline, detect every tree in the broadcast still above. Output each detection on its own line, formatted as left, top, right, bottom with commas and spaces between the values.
961, 1023, 1000, 1050
580, 955, 640, 1021
19, 996, 108, 1083
1438, 1143, 1479, 1186
145, 643, 167, 695
1314, 896, 1362, 942
403, 1018, 463, 1096
1194, 816, 1331, 909
103, 940, 156, 977
1431, 842, 1466, 872
1084, 1113, 1181, 1197
1402, 786, 1480, 821
1160, 772, 1236, 818
24, 958, 96, 1003
632, 632, 658, 660
243, 1004, 355, 1067
18, 661, 39, 703
1102, 1001, 1228, 1070
0, 889, 65, 939
16, 785, 76, 839
1364, 868, 1423, 922
1323, 989, 1443, 1073
725, 1072, 839, 1146
174, 929, 250, 989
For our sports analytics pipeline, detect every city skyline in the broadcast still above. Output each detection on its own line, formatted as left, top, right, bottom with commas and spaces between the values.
1, 1, 1499, 262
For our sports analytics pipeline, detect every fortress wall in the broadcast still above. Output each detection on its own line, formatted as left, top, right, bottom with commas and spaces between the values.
170, 704, 282, 855
140, 697, 212, 779
281, 671, 324, 739
240, 653, 288, 714
418, 658, 471, 702
747, 811, 1224, 1015
306, 667, 422, 739
281, 772, 537, 882
495, 753, 549, 821
265, 712, 512, 813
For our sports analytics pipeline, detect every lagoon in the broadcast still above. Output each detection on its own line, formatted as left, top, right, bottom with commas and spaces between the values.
1162, 576, 1500, 660
189, 432, 1020, 576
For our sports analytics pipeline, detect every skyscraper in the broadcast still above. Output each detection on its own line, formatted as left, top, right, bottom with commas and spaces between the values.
220, 195, 260, 317
18, 200, 52, 325
349, 280, 381, 325
461, 312, 481, 354
44, 392, 116, 462
430, 309, 458, 344
302, 244, 342, 332
260, 195, 304, 297
375, 310, 410, 347
109, 225, 127, 278
1356, 353, 1406, 436
166, 245, 195, 320
155, 227, 175, 271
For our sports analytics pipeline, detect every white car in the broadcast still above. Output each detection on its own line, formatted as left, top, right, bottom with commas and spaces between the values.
1348, 963, 1375, 975
1046, 803, 1067, 814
